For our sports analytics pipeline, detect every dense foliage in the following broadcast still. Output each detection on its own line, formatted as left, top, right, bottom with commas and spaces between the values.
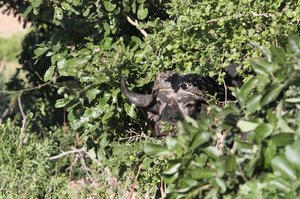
0, 119, 70, 198
1, 0, 300, 198
145, 36, 300, 198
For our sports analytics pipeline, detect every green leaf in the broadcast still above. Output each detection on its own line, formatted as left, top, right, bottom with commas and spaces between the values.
57, 59, 66, 70
177, 178, 198, 193
31, 0, 42, 7
191, 132, 210, 149
102, 37, 113, 50
103, 1, 116, 12
237, 120, 259, 132
285, 97, 300, 103
271, 155, 297, 180
55, 98, 71, 108
131, 36, 142, 45
254, 123, 273, 142
261, 83, 284, 106
137, 4, 148, 20
285, 143, 300, 168
34, 46, 48, 58
102, 109, 114, 124
263, 141, 276, 168
103, 22, 111, 36
215, 178, 226, 193
271, 133, 294, 146
269, 179, 291, 193
163, 172, 179, 184
23, 6, 33, 18
54, 7, 63, 20
278, 119, 294, 133
86, 88, 100, 101
144, 143, 170, 156
44, 65, 55, 81
288, 35, 300, 54
166, 137, 178, 151
251, 60, 268, 74
270, 46, 286, 65
61, 2, 71, 10
124, 103, 136, 118
190, 168, 214, 179
67, 110, 75, 122
76, 57, 88, 66
224, 155, 237, 172
238, 78, 258, 106
163, 163, 181, 175
246, 93, 262, 113
203, 146, 221, 160
83, 8, 90, 17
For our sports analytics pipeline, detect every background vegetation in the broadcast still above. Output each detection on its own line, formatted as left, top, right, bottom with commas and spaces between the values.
1, 0, 300, 198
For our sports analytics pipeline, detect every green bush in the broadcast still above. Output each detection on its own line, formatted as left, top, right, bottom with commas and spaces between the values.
145, 36, 300, 198
2, 1, 300, 198
21, 0, 300, 138
0, 119, 71, 198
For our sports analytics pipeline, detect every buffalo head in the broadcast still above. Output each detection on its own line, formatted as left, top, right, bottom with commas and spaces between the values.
121, 70, 238, 136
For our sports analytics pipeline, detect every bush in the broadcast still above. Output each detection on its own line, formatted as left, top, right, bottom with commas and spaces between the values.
2, 1, 300, 198
145, 36, 300, 198
19, 0, 300, 138
0, 119, 70, 198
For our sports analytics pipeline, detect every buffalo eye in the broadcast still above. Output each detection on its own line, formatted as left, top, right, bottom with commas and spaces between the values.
184, 102, 196, 108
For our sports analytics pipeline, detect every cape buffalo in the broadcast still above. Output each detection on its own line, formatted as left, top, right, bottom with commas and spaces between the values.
121, 67, 240, 136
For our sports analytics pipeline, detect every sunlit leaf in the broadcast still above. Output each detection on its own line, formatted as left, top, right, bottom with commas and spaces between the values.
144, 143, 170, 156
237, 120, 259, 132
103, 1, 116, 12
137, 4, 148, 20
44, 65, 55, 81
271, 155, 297, 180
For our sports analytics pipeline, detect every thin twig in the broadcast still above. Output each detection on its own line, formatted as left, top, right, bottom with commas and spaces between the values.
129, 163, 143, 199
222, 78, 228, 105
125, 14, 148, 37
0, 108, 9, 124
49, 148, 85, 160
160, 178, 167, 198
79, 152, 96, 185
118, 133, 150, 141
18, 94, 27, 147
66, 154, 79, 171
0, 82, 51, 94
121, 171, 133, 199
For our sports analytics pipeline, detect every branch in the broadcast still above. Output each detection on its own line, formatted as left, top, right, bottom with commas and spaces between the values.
49, 148, 85, 160
18, 94, 27, 147
0, 108, 9, 124
129, 163, 142, 199
125, 15, 148, 37
0, 82, 52, 94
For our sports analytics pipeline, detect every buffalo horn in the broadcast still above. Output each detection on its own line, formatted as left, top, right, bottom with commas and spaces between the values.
121, 76, 154, 107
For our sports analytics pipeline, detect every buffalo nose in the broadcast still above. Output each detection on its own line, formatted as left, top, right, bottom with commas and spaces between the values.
160, 106, 183, 123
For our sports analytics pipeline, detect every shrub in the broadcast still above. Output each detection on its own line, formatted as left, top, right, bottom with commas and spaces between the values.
2, 1, 300, 197
145, 36, 300, 198
0, 119, 71, 198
